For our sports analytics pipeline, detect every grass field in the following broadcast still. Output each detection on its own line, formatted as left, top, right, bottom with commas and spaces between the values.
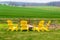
0, 5, 60, 40
0, 24, 59, 40
0, 27, 60, 40
0, 5, 60, 18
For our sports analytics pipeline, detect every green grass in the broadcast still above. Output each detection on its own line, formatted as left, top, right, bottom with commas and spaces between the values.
0, 28, 60, 40
0, 5, 60, 18
0, 5, 60, 40
0, 24, 60, 40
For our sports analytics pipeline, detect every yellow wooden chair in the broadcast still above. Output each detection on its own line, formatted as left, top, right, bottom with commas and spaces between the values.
20, 20, 29, 31
37, 20, 45, 32
32, 20, 45, 32
37, 20, 51, 32
7, 20, 18, 31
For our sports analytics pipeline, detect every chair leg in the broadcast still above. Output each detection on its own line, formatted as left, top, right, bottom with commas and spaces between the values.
16, 28, 18, 31
27, 29, 29, 32
41, 29, 44, 32
37, 29, 40, 32
32, 28, 35, 31
43, 27, 49, 31
41, 27, 45, 32
20, 28, 22, 31
11, 29, 14, 31
45, 28, 49, 31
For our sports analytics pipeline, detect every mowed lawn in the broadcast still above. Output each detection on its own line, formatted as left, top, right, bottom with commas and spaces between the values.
0, 5, 60, 40
0, 5, 60, 18
0, 28, 60, 40
0, 24, 60, 40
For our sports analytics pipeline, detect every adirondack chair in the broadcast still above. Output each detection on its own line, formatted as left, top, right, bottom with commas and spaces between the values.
7, 20, 18, 31
32, 20, 45, 32
37, 20, 51, 32
20, 20, 29, 31
37, 20, 45, 32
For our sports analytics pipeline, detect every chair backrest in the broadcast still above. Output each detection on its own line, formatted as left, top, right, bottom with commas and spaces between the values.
38, 20, 45, 28
7, 20, 13, 28
20, 20, 28, 28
